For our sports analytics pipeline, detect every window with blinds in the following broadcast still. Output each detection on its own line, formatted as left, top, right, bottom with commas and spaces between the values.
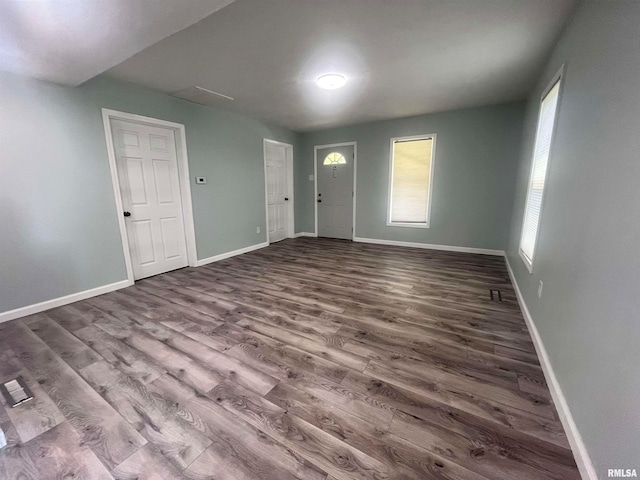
388, 135, 435, 227
519, 77, 562, 271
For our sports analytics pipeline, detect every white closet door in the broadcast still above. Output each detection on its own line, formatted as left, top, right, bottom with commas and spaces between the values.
265, 143, 289, 243
111, 119, 188, 279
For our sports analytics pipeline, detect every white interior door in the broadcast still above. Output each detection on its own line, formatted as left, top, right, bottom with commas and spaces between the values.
111, 119, 189, 280
265, 143, 289, 243
317, 144, 354, 240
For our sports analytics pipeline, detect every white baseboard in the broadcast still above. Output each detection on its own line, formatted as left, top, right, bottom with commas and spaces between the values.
196, 242, 269, 267
353, 236, 504, 256
505, 256, 597, 480
0, 279, 133, 324
293, 232, 317, 238
1, 242, 270, 323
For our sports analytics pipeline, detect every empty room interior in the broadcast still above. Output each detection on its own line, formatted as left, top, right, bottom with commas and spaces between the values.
1, 1, 638, 479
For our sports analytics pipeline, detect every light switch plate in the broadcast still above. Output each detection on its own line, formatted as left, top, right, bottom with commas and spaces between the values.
308, 174, 314, 181
195, 176, 207, 184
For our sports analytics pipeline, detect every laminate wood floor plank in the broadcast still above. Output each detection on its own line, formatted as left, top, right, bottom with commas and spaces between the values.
494, 344, 541, 364
365, 359, 555, 420
234, 317, 368, 371
182, 393, 328, 480
389, 412, 579, 480
381, 306, 534, 342
209, 380, 392, 480
24, 315, 102, 371
207, 321, 350, 384
341, 370, 571, 449
213, 324, 390, 428
226, 340, 348, 384
218, 288, 335, 321
0, 346, 22, 380
0, 237, 578, 479
0, 421, 113, 480
136, 282, 238, 318
159, 317, 231, 352
340, 337, 522, 393
75, 325, 166, 385
329, 311, 537, 365
291, 284, 529, 338
1, 323, 147, 470
111, 443, 185, 480
226, 300, 345, 337
0, 402, 22, 479
43, 304, 95, 332
265, 382, 489, 480
80, 361, 212, 471
354, 313, 535, 356
0, 350, 65, 444
91, 307, 279, 396
92, 315, 224, 393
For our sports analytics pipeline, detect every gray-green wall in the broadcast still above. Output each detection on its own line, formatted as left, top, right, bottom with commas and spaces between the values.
506, 1, 640, 476
295, 102, 525, 251
0, 73, 299, 314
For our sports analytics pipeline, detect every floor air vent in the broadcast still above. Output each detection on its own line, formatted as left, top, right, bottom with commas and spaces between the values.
489, 289, 503, 302
1, 376, 33, 407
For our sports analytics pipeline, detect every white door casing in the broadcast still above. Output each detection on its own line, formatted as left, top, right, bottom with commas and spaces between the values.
264, 140, 293, 243
315, 144, 355, 240
110, 118, 189, 279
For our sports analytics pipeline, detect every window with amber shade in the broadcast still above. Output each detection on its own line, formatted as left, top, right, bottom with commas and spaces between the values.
387, 135, 435, 227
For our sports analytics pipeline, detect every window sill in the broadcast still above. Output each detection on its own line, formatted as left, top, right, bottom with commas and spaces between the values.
387, 222, 430, 229
519, 249, 534, 274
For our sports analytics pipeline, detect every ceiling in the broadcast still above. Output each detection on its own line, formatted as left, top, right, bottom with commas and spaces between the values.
107, 0, 577, 131
0, 0, 234, 86
0, 0, 577, 129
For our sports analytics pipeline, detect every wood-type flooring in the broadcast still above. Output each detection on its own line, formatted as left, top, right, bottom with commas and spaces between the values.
0, 238, 579, 479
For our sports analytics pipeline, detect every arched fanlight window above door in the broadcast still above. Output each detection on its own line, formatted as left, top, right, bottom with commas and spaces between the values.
323, 152, 346, 165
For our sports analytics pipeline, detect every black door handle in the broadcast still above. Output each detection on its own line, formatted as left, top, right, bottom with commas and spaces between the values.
123, 211, 131, 217
317, 199, 322, 203
284, 197, 289, 201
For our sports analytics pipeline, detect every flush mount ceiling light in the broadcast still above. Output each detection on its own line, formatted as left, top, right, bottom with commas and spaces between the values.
317, 73, 346, 90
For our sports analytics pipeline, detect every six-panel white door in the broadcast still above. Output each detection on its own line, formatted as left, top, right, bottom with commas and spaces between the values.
111, 119, 189, 279
265, 143, 289, 243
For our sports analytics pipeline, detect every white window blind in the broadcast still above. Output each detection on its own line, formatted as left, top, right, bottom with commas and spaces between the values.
520, 79, 561, 268
389, 136, 434, 226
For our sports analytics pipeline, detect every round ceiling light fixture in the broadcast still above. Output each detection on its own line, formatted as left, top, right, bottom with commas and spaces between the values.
316, 73, 346, 90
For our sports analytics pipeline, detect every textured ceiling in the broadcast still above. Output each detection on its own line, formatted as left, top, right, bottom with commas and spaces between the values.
107, 0, 577, 131
0, 0, 234, 86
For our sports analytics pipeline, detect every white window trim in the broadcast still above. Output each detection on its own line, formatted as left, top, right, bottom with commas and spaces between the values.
387, 133, 437, 228
518, 66, 564, 274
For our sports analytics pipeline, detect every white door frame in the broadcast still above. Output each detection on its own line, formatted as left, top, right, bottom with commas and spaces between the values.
313, 141, 357, 240
102, 108, 198, 283
263, 139, 294, 244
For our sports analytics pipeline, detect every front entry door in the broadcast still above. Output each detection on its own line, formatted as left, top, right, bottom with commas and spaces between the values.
317, 144, 354, 240
110, 119, 189, 280
265, 142, 289, 243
